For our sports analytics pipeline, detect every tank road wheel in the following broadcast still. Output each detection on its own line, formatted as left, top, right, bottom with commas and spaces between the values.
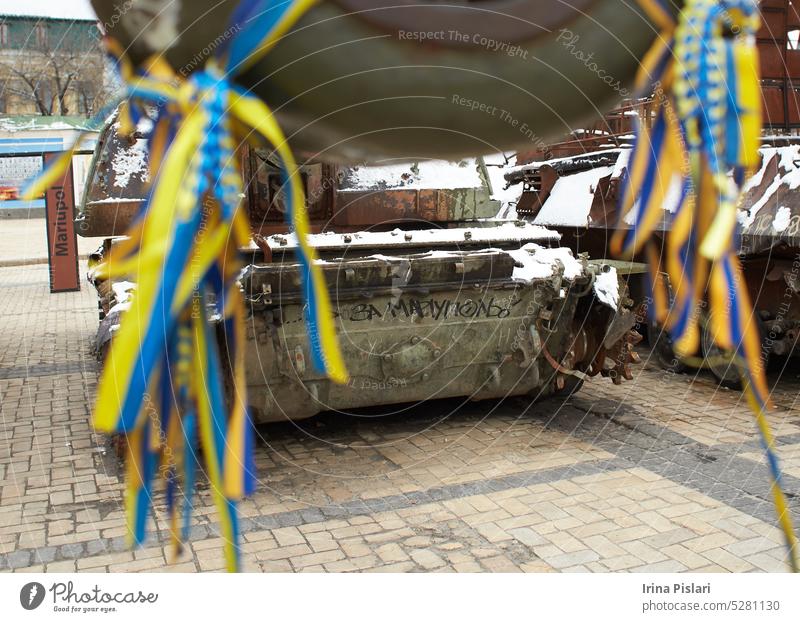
552, 375, 585, 398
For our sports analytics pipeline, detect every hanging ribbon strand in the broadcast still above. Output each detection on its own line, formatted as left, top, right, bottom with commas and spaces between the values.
613, 0, 798, 571
23, 0, 345, 572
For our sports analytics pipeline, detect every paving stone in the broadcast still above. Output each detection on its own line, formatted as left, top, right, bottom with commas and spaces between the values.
277, 513, 304, 528
508, 527, 548, 548
253, 516, 280, 530
32, 546, 58, 563
291, 549, 345, 569
376, 543, 409, 563
58, 543, 85, 559
6, 550, 31, 569
86, 540, 109, 556
410, 549, 446, 570
543, 549, 600, 569
630, 560, 689, 572
2, 260, 799, 574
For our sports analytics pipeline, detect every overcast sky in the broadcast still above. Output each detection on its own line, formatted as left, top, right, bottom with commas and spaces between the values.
0, 0, 97, 21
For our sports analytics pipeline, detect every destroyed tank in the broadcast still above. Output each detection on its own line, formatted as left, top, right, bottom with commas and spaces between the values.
79, 115, 641, 423
487, 2, 800, 386
501, 113, 800, 387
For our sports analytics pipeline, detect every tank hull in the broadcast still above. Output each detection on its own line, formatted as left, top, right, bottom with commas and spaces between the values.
81, 113, 641, 423
236, 246, 638, 422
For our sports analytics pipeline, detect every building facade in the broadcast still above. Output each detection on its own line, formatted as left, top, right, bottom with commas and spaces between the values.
0, 11, 106, 117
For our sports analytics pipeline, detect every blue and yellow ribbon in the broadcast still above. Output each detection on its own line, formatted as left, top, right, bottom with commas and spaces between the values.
614, 0, 798, 571
23, 0, 345, 572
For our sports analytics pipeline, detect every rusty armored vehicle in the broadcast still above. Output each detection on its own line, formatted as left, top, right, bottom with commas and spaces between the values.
502, 137, 800, 385
74, 0, 682, 423
77, 115, 642, 423
492, 0, 800, 386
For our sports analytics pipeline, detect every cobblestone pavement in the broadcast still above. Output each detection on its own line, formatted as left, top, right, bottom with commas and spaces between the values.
0, 218, 106, 266
1, 262, 799, 573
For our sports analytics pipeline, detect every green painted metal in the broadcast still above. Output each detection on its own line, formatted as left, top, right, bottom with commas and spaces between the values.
0, 16, 99, 50
90, 0, 673, 161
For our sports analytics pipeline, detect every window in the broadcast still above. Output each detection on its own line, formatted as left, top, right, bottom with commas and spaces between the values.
34, 23, 48, 48
0, 22, 8, 47
789, 30, 800, 50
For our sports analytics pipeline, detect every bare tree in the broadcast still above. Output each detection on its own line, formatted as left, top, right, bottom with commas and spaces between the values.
0, 30, 106, 116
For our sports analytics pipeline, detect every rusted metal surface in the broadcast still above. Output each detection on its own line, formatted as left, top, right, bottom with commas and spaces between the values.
757, 0, 800, 129
88, 229, 641, 423
331, 158, 499, 226
512, 141, 800, 256
244, 151, 333, 226
241, 250, 518, 305
77, 121, 501, 237
334, 189, 445, 225
331, 187, 493, 226
738, 143, 800, 253
506, 0, 800, 230
520, 161, 800, 376
80, 112, 642, 422
507, 141, 800, 379
492, 25, 800, 382
79, 200, 142, 237
555, 278, 642, 387
76, 113, 149, 236
255, 223, 559, 261
237, 248, 637, 422
508, 149, 631, 229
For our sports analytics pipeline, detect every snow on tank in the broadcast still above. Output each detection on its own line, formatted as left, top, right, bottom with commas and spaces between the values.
338, 159, 485, 192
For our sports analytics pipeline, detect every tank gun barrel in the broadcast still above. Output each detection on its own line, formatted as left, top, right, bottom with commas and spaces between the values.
92, 0, 677, 161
